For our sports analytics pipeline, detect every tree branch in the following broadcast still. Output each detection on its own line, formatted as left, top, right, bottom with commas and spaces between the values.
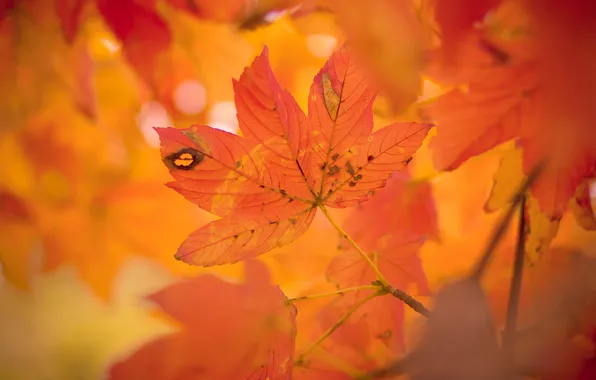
502, 194, 527, 370
471, 161, 544, 280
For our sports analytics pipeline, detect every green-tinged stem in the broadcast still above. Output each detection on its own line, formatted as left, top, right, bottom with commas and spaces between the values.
294, 292, 380, 364
318, 204, 389, 286
287, 285, 378, 303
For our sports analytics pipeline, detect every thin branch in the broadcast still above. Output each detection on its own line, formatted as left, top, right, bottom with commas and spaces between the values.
471, 161, 545, 280
287, 285, 378, 303
502, 194, 527, 368
319, 204, 389, 286
386, 284, 431, 317
294, 292, 380, 365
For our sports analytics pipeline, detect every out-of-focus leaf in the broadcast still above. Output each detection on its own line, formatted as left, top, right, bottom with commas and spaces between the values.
0, 258, 175, 379
485, 147, 560, 263
109, 259, 297, 379
55, 0, 88, 43
330, 0, 429, 114
570, 179, 596, 231
0, 0, 96, 131
409, 278, 503, 380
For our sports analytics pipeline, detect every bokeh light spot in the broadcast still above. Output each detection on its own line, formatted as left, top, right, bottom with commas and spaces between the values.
305, 34, 337, 58
173, 80, 207, 115
208, 102, 239, 134
136, 101, 172, 148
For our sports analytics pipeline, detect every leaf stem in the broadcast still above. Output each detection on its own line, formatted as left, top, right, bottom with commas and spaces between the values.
502, 194, 527, 370
287, 285, 378, 303
295, 292, 380, 365
318, 204, 389, 287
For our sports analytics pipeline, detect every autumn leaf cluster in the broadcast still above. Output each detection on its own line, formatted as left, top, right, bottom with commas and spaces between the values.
0, 0, 595, 379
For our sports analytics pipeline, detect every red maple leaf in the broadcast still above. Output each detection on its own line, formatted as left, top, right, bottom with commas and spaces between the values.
97, 0, 172, 89
425, 2, 596, 220
157, 45, 432, 266
108, 259, 296, 379
327, 170, 437, 295
316, 170, 437, 365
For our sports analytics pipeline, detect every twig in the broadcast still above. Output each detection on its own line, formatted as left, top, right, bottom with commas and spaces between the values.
287, 285, 377, 303
319, 204, 389, 286
470, 161, 545, 280
294, 292, 380, 364
502, 194, 527, 369
385, 284, 431, 317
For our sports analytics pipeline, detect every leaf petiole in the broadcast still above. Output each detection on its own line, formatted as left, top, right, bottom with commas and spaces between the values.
318, 204, 390, 287
294, 292, 380, 365
287, 285, 378, 303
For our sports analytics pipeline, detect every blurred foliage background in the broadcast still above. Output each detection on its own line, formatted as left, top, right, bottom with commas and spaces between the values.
0, 0, 595, 379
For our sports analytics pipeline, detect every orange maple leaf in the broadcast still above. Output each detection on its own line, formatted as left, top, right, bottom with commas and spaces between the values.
108, 259, 297, 379
426, 4, 596, 220
327, 170, 436, 295
320, 171, 436, 362
158, 45, 433, 266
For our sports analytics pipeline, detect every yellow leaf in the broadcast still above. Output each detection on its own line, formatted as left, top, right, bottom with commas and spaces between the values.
0, 258, 176, 380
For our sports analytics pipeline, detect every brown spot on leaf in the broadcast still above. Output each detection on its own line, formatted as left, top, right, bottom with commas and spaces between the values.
327, 165, 340, 176
321, 72, 340, 120
377, 330, 392, 340
164, 148, 204, 171
346, 161, 355, 176
354, 174, 363, 181
332, 153, 340, 161
367, 155, 374, 162
349, 181, 357, 187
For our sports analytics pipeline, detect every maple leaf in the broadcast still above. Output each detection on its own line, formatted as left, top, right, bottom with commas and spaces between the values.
97, 0, 172, 90
319, 171, 435, 363
108, 259, 297, 380
426, 2, 596, 221
158, 45, 432, 266
485, 147, 560, 263
327, 170, 436, 295
0, 259, 175, 379
315, 293, 407, 370
0, 0, 96, 130
330, 0, 427, 113
434, 0, 500, 57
